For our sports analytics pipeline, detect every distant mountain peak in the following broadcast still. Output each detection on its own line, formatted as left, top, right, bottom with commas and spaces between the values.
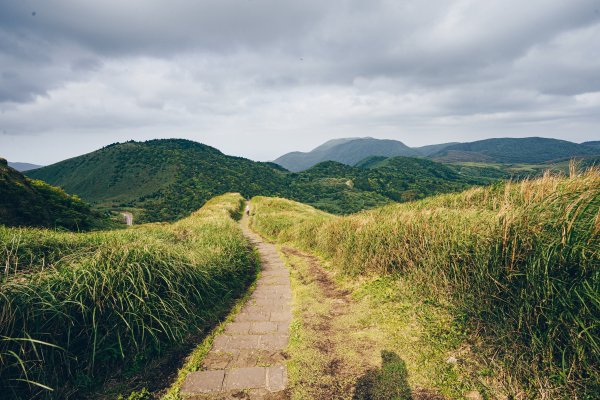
274, 137, 418, 172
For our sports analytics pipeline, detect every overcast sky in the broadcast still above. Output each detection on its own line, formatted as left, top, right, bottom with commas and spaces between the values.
0, 0, 599, 164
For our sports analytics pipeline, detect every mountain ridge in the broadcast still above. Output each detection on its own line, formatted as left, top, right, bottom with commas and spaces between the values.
27, 139, 492, 221
275, 136, 600, 171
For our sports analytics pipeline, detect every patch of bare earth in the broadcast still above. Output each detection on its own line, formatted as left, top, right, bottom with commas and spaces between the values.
281, 247, 444, 400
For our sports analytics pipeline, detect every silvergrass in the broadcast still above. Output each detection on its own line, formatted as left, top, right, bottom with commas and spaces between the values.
0, 193, 258, 399
250, 168, 600, 398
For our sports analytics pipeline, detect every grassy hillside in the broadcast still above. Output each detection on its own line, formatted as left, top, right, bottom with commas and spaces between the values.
0, 193, 258, 399
274, 137, 420, 171
28, 139, 494, 221
0, 158, 116, 231
27, 139, 288, 223
430, 137, 599, 163
249, 168, 600, 398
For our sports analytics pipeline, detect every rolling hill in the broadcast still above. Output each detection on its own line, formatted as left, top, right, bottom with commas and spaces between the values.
429, 137, 599, 163
27, 139, 493, 220
0, 158, 114, 230
274, 137, 420, 171
27, 139, 289, 222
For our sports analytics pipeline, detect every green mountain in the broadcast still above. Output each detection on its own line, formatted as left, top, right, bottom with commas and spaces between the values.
28, 139, 493, 220
430, 137, 599, 164
0, 158, 114, 230
274, 137, 420, 172
413, 142, 459, 156
28, 139, 288, 222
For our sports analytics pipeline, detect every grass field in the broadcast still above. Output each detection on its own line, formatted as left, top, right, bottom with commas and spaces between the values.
0, 193, 258, 399
250, 168, 600, 398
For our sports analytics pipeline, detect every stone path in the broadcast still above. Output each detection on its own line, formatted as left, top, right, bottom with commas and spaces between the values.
181, 206, 291, 399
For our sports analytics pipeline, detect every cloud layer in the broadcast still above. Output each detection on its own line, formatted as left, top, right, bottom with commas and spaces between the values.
1, 0, 599, 163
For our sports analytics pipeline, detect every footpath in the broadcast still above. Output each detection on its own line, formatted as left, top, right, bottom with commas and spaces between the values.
181, 207, 291, 399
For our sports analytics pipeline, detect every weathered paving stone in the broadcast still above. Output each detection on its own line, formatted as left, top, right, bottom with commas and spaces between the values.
266, 365, 287, 392
225, 322, 251, 335
227, 335, 261, 349
258, 334, 289, 351
181, 370, 225, 394
202, 351, 235, 370
250, 321, 278, 334
235, 311, 270, 322
223, 367, 266, 390
183, 207, 290, 397
269, 311, 292, 322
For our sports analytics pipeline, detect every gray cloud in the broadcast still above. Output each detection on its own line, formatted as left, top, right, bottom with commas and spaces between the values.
0, 0, 599, 164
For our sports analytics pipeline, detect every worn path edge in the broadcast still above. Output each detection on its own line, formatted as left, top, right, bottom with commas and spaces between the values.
180, 203, 291, 399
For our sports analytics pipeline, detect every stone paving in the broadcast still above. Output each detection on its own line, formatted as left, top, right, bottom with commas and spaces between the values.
181, 207, 291, 399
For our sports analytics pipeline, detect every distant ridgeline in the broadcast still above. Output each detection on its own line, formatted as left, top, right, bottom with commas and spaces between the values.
275, 136, 600, 171
0, 158, 116, 230
25, 139, 498, 222
25, 137, 600, 223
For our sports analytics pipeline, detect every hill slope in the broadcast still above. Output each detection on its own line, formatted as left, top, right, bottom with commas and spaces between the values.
430, 137, 599, 163
28, 139, 288, 222
274, 137, 420, 171
0, 158, 113, 230
28, 139, 494, 221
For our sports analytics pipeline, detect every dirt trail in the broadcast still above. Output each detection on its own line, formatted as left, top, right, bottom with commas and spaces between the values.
121, 212, 133, 226
280, 247, 446, 400
180, 207, 291, 399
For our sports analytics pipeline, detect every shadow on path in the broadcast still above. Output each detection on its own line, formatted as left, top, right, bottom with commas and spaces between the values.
353, 351, 444, 400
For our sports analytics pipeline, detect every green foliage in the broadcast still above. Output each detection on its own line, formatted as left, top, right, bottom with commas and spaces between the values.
0, 193, 258, 399
431, 137, 599, 164
250, 169, 600, 398
26, 139, 495, 222
0, 161, 115, 231
117, 388, 151, 400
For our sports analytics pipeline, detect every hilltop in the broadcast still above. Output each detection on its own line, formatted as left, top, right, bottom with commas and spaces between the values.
27, 139, 491, 220
274, 137, 422, 172
27, 139, 289, 222
0, 158, 115, 230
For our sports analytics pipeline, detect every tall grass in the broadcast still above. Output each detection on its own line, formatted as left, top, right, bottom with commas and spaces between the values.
0, 193, 258, 399
250, 170, 600, 398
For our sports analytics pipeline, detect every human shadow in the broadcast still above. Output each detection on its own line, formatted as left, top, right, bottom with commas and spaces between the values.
353, 350, 444, 400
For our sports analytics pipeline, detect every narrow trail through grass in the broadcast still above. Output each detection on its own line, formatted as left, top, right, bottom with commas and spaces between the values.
278, 246, 484, 400
249, 169, 600, 399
